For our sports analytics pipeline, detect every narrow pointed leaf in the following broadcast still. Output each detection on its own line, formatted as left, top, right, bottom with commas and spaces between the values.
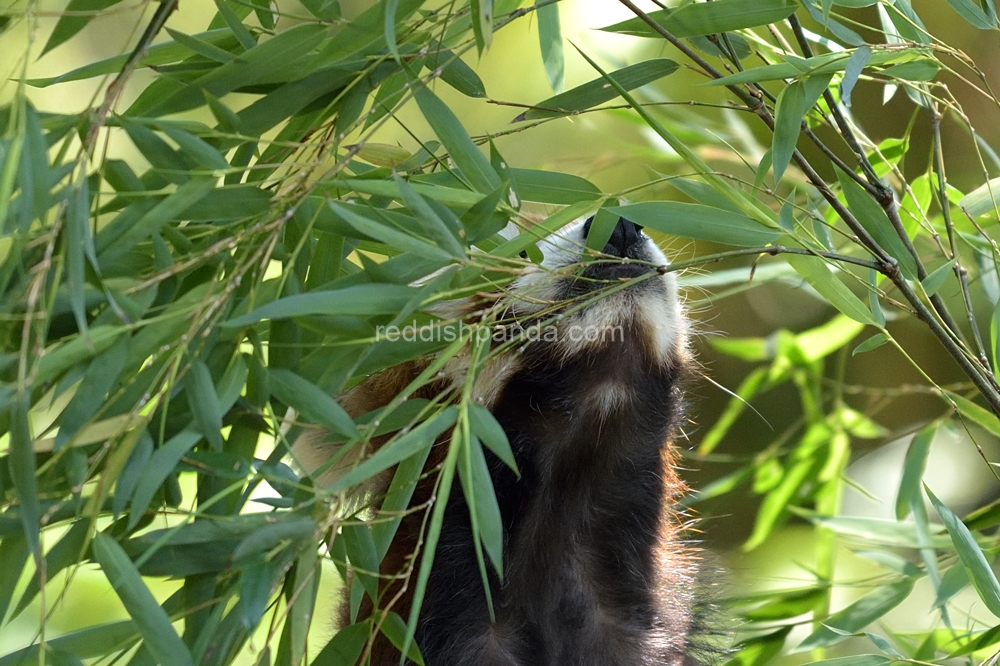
608, 202, 781, 246
91, 534, 195, 666
927, 486, 1000, 616
601, 0, 797, 38
515, 59, 678, 121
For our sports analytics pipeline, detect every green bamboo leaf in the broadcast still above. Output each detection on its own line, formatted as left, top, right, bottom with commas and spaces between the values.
469, 403, 518, 474
744, 458, 813, 550
163, 28, 234, 63
670, 178, 744, 214
65, 177, 90, 338
14, 522, 88, 615
426, 47, 488, 98
945, 0, 997, 29
143, 23, 328, 116
935, 561, 971, 608
380, 612, 426, 665
771, 80, 805, 185
698, 367, 768, 454
836, 166, 918, 280
329, 408, 458, 492
97, 176, 216, 263
341, 521, 380, 600
852, 332, 889, 356
946, 391, 1000, 437
460, 435, 504, 575
785, 254, 878, 326
113, 431, 153, 520
797, 579, 915, 650
371, 445, 434, 560
312, 622, 369, 666
920, 259, 956, 297
28, 29, 237, 86
536, 0, 564, 92
240, 560, 276, 630
881, 59, 940, 81
187, 360, 224, 450
128, 431, 201, 530
0, 620, 143, 665
470, 0, 494, 53
37, 325, 124, 385
159, 126, 229, 171
744, 588, 827, 621
0, 535, 28, 623
55, 336, 129, 449
213, 0, 257, 50
268, 369, 358, 440
927, 486, 1000, 616
328, 200, 457, 262
601, 0, 797, 38
894, 424, 936, 520
42, 0, 125, 55
231, 519, 316, 564
840, 45, 871, 107
326, 178, 483, 208
515, 59, 678, 121
91, 534, 195, 666
392, 173, 467, 258
510, 169, 602, 204
181, 186, 272, 220
607, 202, 781, 246
960, 176, 1000, 218
9, 393, 40, 564
224, 283, 420, 328
412, 81, 501, 194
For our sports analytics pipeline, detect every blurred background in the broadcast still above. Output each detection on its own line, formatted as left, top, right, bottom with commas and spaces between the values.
3, 0, 1000, 661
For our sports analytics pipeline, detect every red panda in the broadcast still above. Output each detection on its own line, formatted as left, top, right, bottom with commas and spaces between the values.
294, 214, 700, 665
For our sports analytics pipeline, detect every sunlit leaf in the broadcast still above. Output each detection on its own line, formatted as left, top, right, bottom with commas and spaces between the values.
515, 59, 678, 121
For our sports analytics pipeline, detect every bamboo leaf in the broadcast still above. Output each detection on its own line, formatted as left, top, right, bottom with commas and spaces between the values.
607, 202, 781, 246
960, 176, 1000, 218
459, 435, 504, 575
852, 332, 889, 356
42, 0, 125, 55
771, 80, 806, 185
840, 45, 871, 107
329, 408, 458, 492
945, 0, 997, 29
601, 0, 797, 38
412, 81, 500, 194
91, 534, 195, 666
128, 431, 201, 530
268, 369, 359, 440
515, 59, 678, 121
946, 391, 1000, 437
536, 0, 564, 92
836, 166, 917, 279
921, 259, 955, 297
797, 579, 915, 650
187, 360, 224, 450
895, 424, 936, 520
224, 284, 420, 328
785, 254, 878, 326
927, 486, 1000, 616
469, 403, 518, 474
9, 393, 40, 564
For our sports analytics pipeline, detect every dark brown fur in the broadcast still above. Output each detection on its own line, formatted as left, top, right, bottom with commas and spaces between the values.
299, 217, 700, 665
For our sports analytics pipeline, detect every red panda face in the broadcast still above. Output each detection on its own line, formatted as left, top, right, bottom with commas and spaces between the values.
503, 215, 688, 368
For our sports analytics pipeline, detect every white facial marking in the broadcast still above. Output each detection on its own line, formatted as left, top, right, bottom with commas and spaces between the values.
505, 216, 687, 365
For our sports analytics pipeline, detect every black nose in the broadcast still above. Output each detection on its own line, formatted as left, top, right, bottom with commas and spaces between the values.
583, 216, 643, 258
